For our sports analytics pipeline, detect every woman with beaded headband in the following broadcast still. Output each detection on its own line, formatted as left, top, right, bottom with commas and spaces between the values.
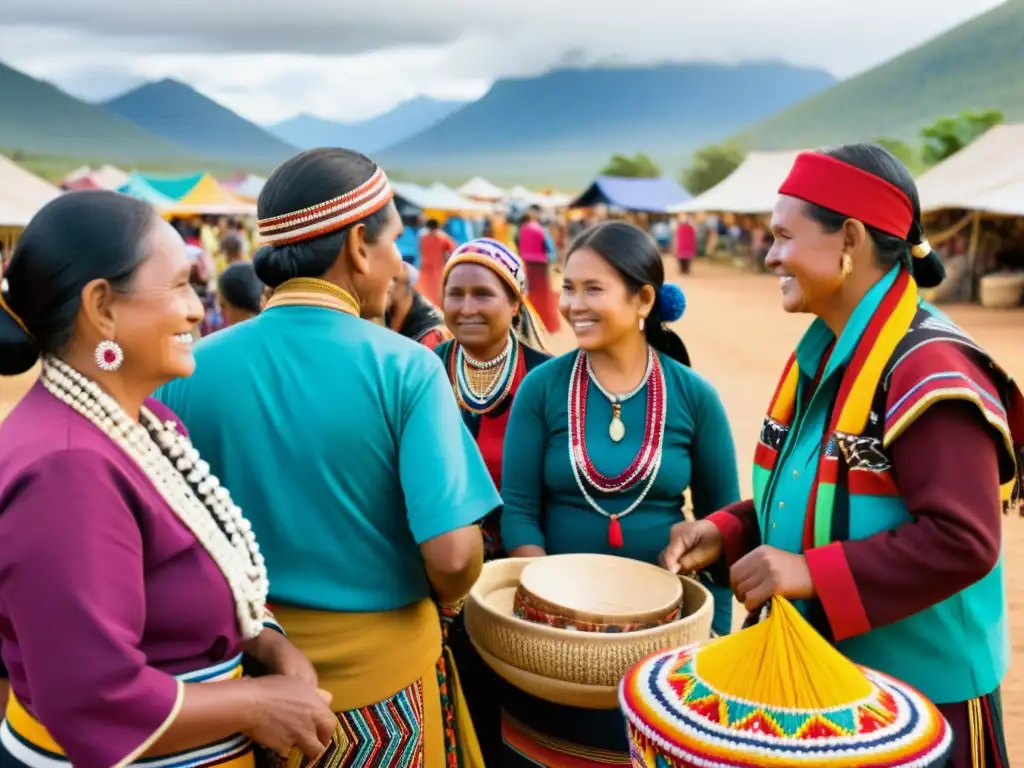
498, 220, 741, 766
663, 143, 1024, 766
433, 237, 552, 765
156, 148, 500, 767
0, 191, 337, 767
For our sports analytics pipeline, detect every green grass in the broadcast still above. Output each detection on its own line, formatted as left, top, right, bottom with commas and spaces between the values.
734, 0, 1024, 149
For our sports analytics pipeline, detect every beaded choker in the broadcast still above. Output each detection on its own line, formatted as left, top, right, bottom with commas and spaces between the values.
567, 350, 666, 548
451, 333, 519, 415
40, 357, 269, 639
264, 277, 361, 316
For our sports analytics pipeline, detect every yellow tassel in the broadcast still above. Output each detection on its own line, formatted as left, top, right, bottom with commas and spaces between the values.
696, 597, 873, 709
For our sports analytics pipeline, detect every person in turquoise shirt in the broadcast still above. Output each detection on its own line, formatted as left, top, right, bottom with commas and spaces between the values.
498, 221, 741, 767
664, 144, 1024, 767
157, 148, 499, 766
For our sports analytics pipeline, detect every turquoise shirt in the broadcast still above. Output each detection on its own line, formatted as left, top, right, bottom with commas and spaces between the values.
157, 307, 501, 613
501, 351, 740, 635
759, 267, 1009, 703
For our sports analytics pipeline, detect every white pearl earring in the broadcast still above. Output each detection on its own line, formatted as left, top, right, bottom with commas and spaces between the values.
94, 340, 124, 372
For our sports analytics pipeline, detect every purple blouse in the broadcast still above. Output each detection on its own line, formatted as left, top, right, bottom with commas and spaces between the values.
0, 382, 243, 768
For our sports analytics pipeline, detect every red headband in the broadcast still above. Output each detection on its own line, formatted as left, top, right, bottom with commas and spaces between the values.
778, 152, 914, 239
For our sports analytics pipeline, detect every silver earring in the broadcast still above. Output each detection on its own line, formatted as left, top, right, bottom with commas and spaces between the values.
94, 340, 124, 372
639, 317, 646, 331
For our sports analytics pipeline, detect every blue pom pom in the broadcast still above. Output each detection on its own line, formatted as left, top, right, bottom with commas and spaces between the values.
657, 283, 686, 322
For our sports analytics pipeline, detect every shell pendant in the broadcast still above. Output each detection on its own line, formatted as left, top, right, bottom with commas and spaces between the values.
609, 402, 626, 442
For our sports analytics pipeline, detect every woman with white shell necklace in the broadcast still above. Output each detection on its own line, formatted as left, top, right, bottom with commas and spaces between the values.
0, 191, 335, 768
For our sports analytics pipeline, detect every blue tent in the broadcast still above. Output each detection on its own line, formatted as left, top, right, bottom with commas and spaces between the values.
569, 176, 690, 213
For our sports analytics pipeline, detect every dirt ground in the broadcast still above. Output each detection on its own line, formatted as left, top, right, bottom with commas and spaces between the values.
1, 260, 1022, 757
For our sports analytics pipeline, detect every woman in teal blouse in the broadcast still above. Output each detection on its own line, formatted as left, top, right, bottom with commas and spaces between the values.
499, 221, 740, 766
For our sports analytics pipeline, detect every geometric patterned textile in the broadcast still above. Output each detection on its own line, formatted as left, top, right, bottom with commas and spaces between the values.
295, 679, 426, 767
618, 600, 952, 767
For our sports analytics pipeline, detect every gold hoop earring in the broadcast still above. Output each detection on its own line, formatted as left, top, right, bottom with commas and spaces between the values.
841, 253, 853, 277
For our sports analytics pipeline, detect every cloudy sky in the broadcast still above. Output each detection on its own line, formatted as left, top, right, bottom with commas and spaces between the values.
0, 0, 1007, 126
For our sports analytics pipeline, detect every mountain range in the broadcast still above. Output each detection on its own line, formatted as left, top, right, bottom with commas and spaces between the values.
0, 0, 1020, 185
269, 97, 466, 154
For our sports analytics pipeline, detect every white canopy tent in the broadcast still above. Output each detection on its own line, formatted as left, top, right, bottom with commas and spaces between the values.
0, 154, 62, 227
669, 150, 804, 214
961, 179, 1024, 217
916, 124, 1024, 213
458, 176, 505, 201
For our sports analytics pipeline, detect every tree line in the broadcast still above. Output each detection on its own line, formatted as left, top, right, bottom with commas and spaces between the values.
597, 109, 1005, 197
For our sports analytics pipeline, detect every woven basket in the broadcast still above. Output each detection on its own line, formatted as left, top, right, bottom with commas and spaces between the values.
514, 553, 683, 632
979, 273, 1024, 309
465, 557, 713, 704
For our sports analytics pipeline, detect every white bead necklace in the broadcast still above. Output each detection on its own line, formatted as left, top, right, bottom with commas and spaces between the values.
40, 356, 269, 640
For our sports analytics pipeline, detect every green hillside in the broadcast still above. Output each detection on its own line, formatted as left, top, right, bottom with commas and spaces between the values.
0, 61, 199, 167
736, 0, 1024, 149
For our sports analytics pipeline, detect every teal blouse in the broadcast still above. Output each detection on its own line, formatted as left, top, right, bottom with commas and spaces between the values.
156, 307, 501, 613
501, 351, 740, 634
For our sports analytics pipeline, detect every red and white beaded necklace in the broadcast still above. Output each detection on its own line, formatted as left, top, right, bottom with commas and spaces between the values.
567, 348, 667, 548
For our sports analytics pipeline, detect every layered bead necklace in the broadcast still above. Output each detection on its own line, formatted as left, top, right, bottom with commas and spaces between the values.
567, 348, 667, 548
452, 332, 520, 415
40, 356, 269, 640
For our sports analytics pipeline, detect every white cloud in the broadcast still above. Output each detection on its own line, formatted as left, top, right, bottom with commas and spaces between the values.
0, 0, 1007, 123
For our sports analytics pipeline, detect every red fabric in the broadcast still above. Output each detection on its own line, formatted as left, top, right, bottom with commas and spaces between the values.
778, 152, 914, 238
474, 351, 528, 489
706, 500, 759, 567
517, 221, 548, 264
417, 327, 451, 351
804, 542, 871, 641
525, 262, 560, 332
417, 231, 455, 306
675, 222, 696, 260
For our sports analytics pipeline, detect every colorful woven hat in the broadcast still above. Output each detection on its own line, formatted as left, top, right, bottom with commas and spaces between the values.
618, 597, 952, 767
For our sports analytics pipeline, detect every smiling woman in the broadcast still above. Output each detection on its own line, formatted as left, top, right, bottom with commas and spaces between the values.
0, 191, 339, 767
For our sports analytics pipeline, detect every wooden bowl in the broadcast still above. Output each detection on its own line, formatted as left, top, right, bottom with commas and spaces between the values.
513, 553, 683, 632
465, 557, 713, 699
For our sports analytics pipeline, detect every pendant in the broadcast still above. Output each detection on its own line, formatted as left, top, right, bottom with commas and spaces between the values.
609, 402, 625, 442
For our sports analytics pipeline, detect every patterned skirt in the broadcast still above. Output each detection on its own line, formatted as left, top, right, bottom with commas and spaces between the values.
936, 687, 1009, 768
500, 685, 631, 767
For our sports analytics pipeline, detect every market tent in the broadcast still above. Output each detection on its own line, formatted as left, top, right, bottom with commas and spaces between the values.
92, 165, 130, 190
118, 175, 178, 208
569, 176, 689, 213
162, 174, 256, 217
392, 181, 492, 214
917, 124, 1024, 213
669, 150, 804, 214
458, 176, 505, 201
223, 174, 266, 201
0, 154, 62, 227
63, 175, 104, 191
957, 178, 1024, 217
134, 172, 206, 201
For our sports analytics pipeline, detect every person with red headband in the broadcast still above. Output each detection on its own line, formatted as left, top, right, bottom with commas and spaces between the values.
661, 143, 1023, 766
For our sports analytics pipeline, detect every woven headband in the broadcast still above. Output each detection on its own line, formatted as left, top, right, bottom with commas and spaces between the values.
779, 152, 915, 241
443, 238, 526, 298
257, 167, 394, 247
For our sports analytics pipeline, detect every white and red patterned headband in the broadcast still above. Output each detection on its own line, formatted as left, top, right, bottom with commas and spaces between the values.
256, 167, 394, 246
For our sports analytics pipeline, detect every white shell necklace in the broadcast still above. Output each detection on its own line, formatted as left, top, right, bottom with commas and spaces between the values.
40, 356, 269, 640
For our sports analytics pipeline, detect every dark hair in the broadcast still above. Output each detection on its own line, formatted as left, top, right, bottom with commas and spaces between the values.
218, 262, 265, 315
253, 148, 393, 288
802, 143, 945, 289
0, 191, 158, 376
220, 232, 244, 259
567, 221, 690, 367
425, 219, 440, 230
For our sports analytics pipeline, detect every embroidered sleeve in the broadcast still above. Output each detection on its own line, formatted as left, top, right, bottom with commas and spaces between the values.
0, 451, 182, 768
805, 401, 1002, 642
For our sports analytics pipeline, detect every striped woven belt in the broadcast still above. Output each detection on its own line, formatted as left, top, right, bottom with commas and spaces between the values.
0, 653, 255, 768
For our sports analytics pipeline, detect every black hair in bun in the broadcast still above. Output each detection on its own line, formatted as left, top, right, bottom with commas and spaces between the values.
0, 190, 156, 376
